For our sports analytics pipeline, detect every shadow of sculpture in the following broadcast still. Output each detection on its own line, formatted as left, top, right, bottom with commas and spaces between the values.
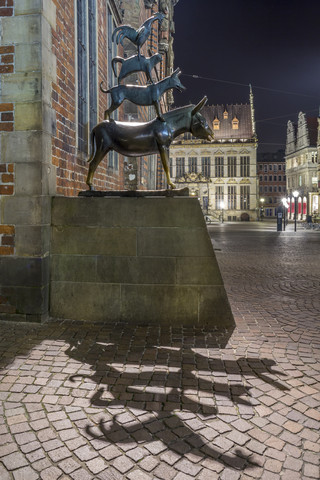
65, 333, 289, 471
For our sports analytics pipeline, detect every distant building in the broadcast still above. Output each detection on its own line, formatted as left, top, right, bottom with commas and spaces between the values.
169, 88, 258, 221
285, 112, 319, 220
257, 150, 286, 218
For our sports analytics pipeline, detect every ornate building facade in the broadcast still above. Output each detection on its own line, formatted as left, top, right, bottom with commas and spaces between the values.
257, 150, 286, 218
169, 89, 258, 221
285, 112, 319, 220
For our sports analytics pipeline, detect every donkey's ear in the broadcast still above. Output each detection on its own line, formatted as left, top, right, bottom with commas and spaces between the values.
173, 67, 181, 76
192, 96, 208, 115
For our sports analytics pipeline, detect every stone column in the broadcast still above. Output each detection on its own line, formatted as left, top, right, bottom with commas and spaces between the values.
0, 1, 57, 321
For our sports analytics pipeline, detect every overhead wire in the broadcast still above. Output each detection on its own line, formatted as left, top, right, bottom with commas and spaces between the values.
182, 73, 320, 100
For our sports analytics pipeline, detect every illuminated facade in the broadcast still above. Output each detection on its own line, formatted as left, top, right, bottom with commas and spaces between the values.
169, 90, 258, 221
285, 112, 319, 220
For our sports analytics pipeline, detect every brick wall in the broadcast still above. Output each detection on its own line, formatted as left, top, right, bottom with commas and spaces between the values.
0, 224, 14, 255
0, 1, 15, 257
0, 102, 14, 132
51, 0, 124, 196
0, 0, 13, 17
0, 45, 14, 73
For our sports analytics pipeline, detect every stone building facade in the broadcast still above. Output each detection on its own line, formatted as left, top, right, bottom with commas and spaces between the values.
285, 112, 319, 220
257, 150, 286, 219
0, 0, 178, 321
170, 90, 258, 221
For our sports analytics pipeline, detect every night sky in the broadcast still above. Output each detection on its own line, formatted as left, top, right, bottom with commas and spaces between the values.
172, 0, 320, 153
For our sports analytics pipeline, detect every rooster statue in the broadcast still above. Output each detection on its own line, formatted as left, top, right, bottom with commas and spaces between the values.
112, 12, 166, 58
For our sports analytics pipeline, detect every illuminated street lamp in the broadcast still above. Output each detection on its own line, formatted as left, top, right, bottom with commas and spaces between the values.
282, 197, 289, 231
293, 190, 299, 232
259, 198, 265, 221
220, 200, 225, 223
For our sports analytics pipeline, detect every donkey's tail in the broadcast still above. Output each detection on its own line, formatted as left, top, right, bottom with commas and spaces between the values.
111, 57, 123, 78
100, 81, 109, 94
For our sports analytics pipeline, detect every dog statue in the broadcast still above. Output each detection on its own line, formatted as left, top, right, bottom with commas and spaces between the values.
100, 68, 185, 122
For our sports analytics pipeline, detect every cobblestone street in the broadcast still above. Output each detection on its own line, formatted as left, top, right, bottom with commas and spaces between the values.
0, 222, 319, 479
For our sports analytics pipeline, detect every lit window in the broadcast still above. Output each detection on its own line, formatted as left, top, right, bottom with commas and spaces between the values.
213, 117, 220, 130
232, 117, 239, 129
223, 110, 228, 119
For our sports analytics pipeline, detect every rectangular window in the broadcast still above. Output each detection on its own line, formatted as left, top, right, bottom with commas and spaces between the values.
176, 157, 185, 177
201, 157, 210, 177
264, 186, 268, 192
259, 175, 263, 181
169, 157, 173, 178
215, 186, 224, 209
278, 186, 282, 192
269, 165, 273, 171
273, 164, 278, 172
107, 7, 118, 169
188, 157, 197, 173
88, 0, 97, 132
269, 176, 272, 181
259, 165, 263, 170
77, 0, 98, 154
274, 186, 277, 192
278, 175, 282, 181
228, 186, 236, 209
228, 156, 236, 177
278, 165, 282, 171
203, 196, 208, 211
215, 157, 224, 177
240, 156, 250, 177
264, 165, 268, 173
240, 185, 250, 209
77, 0, 88, 153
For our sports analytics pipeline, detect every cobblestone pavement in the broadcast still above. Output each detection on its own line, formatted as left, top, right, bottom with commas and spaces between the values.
0, 222, 319, 479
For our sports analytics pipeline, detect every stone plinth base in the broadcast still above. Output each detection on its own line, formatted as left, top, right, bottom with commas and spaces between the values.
50, 197, 234, 327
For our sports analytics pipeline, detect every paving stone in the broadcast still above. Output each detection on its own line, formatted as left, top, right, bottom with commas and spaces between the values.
112, 455, 135, 473
13, 466, 38, 480
1, 451, 28, 470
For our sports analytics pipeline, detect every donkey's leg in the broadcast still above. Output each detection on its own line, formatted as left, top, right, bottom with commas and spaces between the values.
86, 148, 110, 190
158, 145, 176, 189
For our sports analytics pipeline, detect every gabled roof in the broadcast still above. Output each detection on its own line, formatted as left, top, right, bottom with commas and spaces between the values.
306, 117, 318, 146
202, 104, 254, 139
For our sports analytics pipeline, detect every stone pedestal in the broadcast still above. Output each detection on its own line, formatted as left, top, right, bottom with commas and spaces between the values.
50, 196, 234, 327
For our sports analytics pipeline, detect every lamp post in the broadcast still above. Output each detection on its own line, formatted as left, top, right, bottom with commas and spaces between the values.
282, 198, 289, 231
220, 200, 225, 223
293, 190, 299, 232
259, 198, 265, 221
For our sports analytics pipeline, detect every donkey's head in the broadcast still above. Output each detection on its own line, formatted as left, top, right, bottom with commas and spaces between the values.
190, 97, 214, 141
169, 68, 186, 93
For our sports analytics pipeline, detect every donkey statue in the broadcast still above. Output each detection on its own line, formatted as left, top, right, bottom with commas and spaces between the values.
86, 97, 213, 190
100, 68, 185, 121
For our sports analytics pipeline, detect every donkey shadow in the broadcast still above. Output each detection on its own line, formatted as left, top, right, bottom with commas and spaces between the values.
66, 334, 289, 471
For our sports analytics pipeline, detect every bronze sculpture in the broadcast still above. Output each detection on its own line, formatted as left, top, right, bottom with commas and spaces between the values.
100, 68, 185, 121
112, 12, 165, 58
85, 13, 213, 190
86, 97, 213, 190
112, 52, 162, 84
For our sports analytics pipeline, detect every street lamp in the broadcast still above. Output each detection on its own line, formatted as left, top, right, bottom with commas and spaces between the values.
282, 198, 289, 231
260, 198, 265, 221
293, 190, 299, 232
220, 200, 225, 223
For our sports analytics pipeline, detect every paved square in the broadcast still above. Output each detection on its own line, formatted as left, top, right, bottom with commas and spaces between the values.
0, 222, 319, 479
